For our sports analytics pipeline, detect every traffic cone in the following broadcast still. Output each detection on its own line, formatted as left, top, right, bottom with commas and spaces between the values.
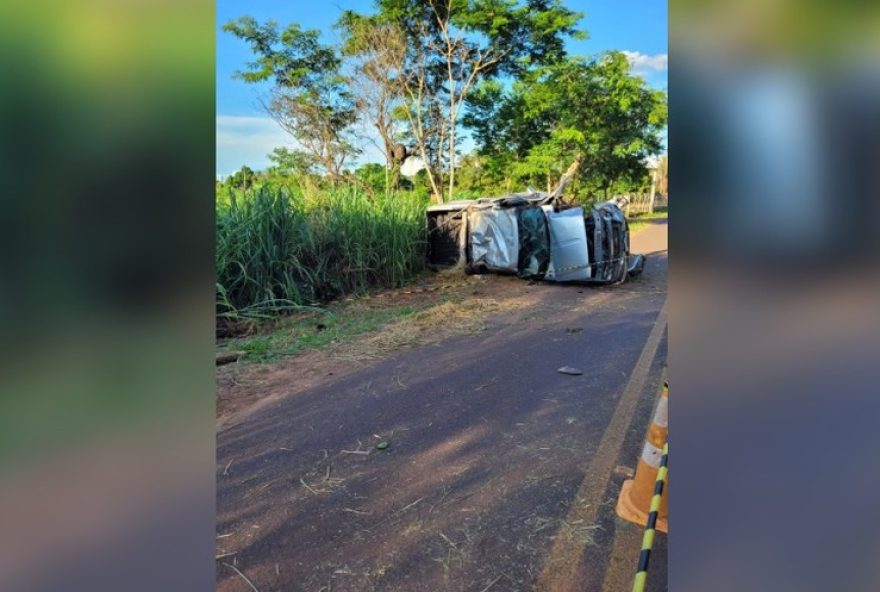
616, 381, 668, 532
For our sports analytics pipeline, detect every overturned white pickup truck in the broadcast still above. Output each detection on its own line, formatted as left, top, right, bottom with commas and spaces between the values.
426, 190, 645, 285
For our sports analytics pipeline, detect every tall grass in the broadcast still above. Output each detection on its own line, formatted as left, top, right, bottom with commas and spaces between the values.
216, 185, 429, 319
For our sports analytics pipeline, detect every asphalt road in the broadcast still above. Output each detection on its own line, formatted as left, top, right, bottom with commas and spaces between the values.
217, 218, 668, 592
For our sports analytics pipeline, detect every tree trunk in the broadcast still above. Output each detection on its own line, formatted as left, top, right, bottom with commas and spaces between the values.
550, 156, 582, 199
447, 107, 456, 202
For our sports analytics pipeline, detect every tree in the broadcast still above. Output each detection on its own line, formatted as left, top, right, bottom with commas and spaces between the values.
222, 17, 358, 183
266, 147, 317, 177
264, 146, 325, 196
354, 163, 388, 194
224, 7, 662, 204
572, 53, 667, 197
228, 165, 256, 190
365, 0, 584, 202
337, 13, 408, 192
464, 52, 667, 199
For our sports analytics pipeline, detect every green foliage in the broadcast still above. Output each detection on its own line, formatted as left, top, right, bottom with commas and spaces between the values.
375, 0, 583, 76
355, 163, 388, 194
222, 17, 357, 178
216, 3, 668, 322
464, 52, 667, 197
216, 185, 429, 317
222, 304, 418, 362
361, 0, 585, 200
222, 17, 340, 89
228, 165, 257, 190
267, 147, 317, 177
222, 3, 607, 201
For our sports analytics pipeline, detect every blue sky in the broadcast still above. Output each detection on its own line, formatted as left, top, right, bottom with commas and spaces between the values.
216, 0, 668, 176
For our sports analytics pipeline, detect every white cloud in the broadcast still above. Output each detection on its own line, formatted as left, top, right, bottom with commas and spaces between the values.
216, 115, 293, 176
622, 51, 668, 74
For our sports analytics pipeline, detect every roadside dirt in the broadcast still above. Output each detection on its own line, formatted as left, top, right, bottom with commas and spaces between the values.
217, 273, 556, 428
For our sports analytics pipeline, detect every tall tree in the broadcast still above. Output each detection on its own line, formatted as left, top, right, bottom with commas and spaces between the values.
222, 17, 358, 183
370, 0, 584, 202
228, 165, 256, 190
267, 146, 317, 178
337, 13, 408, 192
465, 52, 667, 198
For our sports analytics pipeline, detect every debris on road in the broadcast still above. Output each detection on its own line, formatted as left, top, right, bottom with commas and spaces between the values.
557, 366, 584, 375
299, 477, 321, 495
342, 507, 372, 515
341, 439, 371, 455
376, 441, 389, 450
613, 465, 635, 479
222, 562, 261, 592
